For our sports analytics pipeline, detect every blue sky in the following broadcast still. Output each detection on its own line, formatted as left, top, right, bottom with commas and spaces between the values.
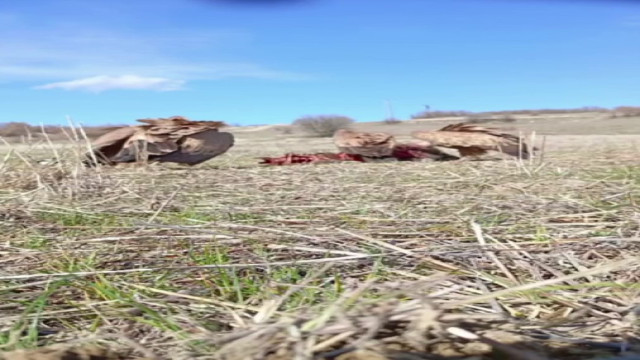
1, 0, 639, 126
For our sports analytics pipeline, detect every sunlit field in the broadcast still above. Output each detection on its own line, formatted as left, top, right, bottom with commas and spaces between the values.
1, 113, 639, 360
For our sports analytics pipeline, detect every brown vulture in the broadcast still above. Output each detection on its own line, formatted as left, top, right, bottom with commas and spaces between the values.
332, 128, 397, 158
410, 123, 535, 159
84, 116, 234, 166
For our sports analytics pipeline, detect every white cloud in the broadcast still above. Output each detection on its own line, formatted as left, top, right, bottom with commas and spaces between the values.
34, 75, 185, 93
0, 22, 312, 89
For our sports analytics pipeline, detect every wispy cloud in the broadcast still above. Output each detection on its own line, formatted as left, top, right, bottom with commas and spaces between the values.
34, 75, 185, 93
0, 18, 312, 91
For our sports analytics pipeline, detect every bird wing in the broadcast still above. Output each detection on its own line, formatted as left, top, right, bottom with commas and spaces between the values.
125, 130, 179, 155
412, 123, 534, 158
136, 115, 189, 125
333, 129, 396, 157
411, 130, 513, 148
152, 130, 235, 165
411, 122, 523, 149
437, 123, 523, 143
137, 116, 227, 131
440, 123, 537, 154
90, 126, 138, 151
179, 131, 234, 156
85, 117, 229, 165
85, 126, 140, 165
101, 128, 178, 164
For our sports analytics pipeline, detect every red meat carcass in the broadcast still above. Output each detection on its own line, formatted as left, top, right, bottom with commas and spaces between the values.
259, 152, 366, 165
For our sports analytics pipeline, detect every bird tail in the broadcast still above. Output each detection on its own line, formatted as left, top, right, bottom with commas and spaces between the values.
441, 122, 540, 158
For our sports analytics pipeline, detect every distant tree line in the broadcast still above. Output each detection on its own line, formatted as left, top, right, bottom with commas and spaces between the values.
409, 106, 640, 119
2, 106, 639, 140
0, 122, 124, 141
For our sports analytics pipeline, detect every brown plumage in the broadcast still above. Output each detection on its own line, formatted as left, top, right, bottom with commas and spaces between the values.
391, 142, 460, 161
410, 123, 535, 159
84, 116, 234, 166
332, 128, 396, 158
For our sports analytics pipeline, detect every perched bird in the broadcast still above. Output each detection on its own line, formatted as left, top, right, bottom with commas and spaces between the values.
84, 116, 234, 167
332, 128, 396, 158
410, 123, 535, 159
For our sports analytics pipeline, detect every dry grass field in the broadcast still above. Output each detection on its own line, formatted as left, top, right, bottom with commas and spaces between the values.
1, 113, 640, 360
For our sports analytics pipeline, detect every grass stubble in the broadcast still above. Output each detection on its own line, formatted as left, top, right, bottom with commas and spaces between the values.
0, 122, 639, 359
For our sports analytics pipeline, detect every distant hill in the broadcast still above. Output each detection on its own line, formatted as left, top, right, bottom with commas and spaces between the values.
1, 106, 639, 142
